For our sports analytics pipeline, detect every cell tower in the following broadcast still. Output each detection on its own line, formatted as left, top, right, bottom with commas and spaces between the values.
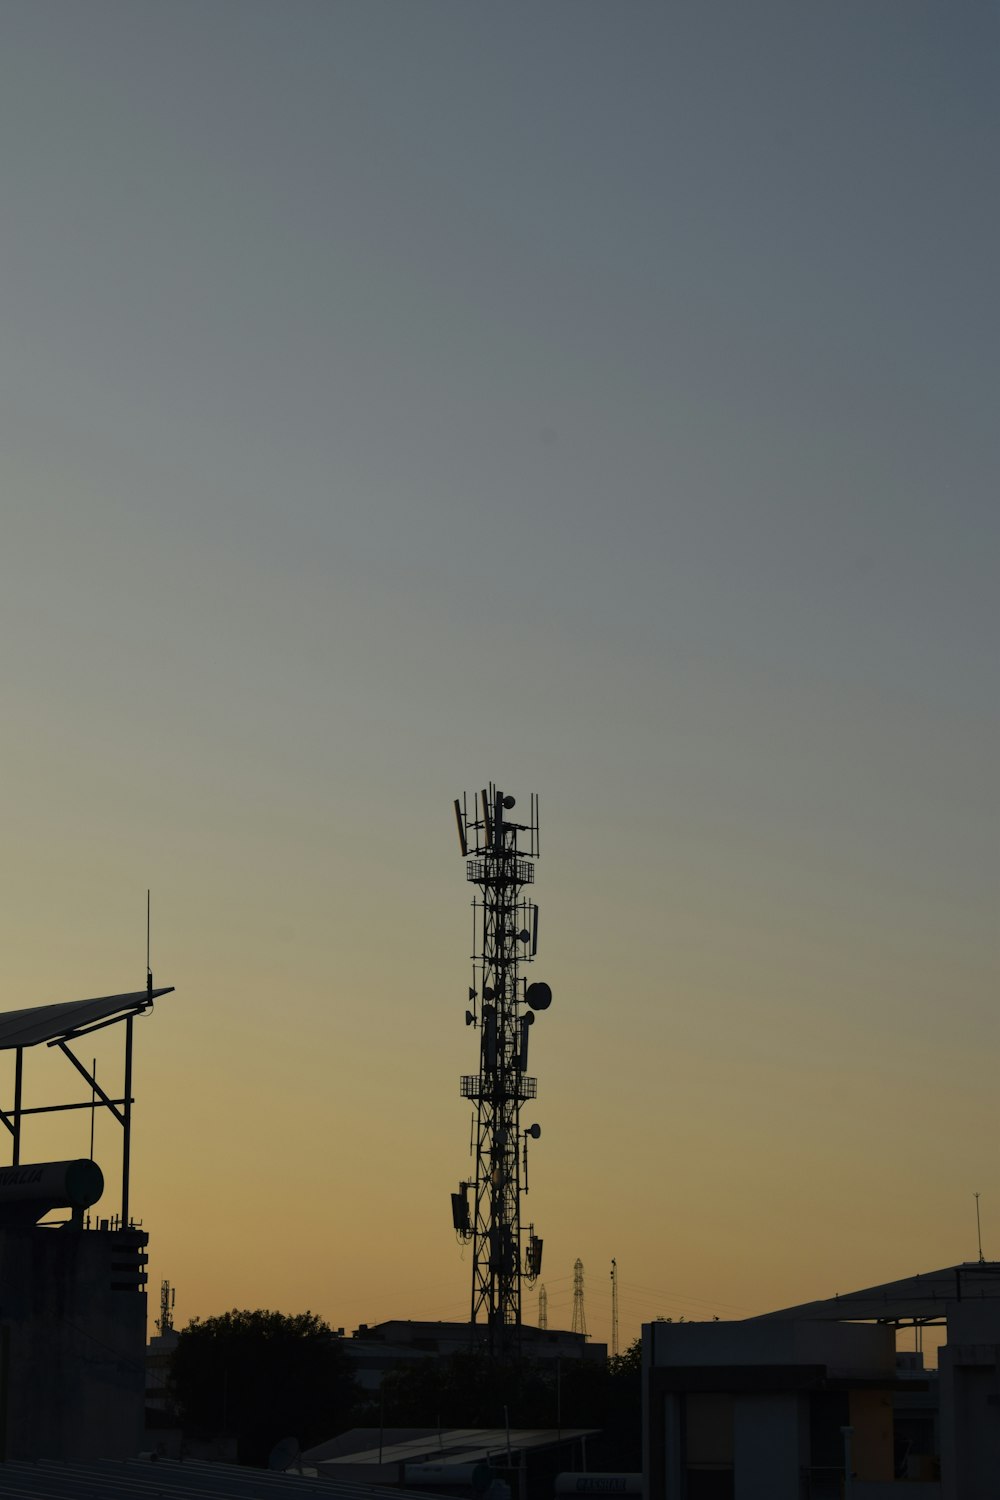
610, 1258, 619, 1357
451, 786, 550, 1356
538, 1284, 548, 1330
157, 1278, 176, 1335
571, 1258, 587, 1337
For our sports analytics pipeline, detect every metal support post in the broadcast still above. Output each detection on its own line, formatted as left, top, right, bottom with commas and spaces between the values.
122, 1015, 133, 1227
12, 1050, 22, 1166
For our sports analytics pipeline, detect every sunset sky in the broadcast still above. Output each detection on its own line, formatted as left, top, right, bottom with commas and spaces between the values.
0, 1, 996, 1354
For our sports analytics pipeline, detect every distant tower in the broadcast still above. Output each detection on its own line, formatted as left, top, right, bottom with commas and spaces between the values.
156, 1279, 175, 1335
451, 786, 549, 1356
571, 1258, 587, 1337
610, 1258, 619, 1357
538, 1284, 548, 1330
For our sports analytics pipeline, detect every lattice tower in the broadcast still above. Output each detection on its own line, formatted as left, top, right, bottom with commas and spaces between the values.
571, 1258, 587, 1337
538, 1284, 548, 1330
450, 786, 549, 1356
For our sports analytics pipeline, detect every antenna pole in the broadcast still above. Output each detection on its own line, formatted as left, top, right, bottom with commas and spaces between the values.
611, 1258, 619, 1358
146, 889, 153, 998
975, 1192, 985, 1264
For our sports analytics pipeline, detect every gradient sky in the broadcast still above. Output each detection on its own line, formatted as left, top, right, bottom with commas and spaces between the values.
0, 1, 997, 1354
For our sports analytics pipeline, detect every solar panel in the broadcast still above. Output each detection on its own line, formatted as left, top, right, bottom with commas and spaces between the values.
0, 989, 173, 1051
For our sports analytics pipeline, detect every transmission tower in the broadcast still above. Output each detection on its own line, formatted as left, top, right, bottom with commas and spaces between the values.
610, 1258, 619, 1357
538, 1284, 548, 1330
451, 786, 549, 1356
571, 1258, 587, 1336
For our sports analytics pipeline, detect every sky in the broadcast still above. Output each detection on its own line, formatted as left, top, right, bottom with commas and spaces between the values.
0, 1, 996, 1356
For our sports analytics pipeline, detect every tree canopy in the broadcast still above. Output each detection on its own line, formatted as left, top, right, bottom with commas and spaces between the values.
170, 1308, 358, 1466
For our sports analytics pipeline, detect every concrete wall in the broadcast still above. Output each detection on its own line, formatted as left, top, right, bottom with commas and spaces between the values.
849, 1388, 894, 1481
642, 1320, 896, 1500
0, 1224, 147, 1460
938, 1336, 1000, 1500
733, 1393, 806, 1500
645, 1318, 895, 1379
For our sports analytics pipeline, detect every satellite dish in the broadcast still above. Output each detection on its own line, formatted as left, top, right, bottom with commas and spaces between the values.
268, 1437, 301, 1472
518, 929, 531, 943
525, 982, 552, 1012
503, 795, 516, 809
483, 986, 495, 1001
527, 1124, 541, 1140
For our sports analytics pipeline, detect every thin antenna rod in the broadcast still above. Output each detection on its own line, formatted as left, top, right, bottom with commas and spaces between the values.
146, 889, 152, 997
975, 1192, 985, 1263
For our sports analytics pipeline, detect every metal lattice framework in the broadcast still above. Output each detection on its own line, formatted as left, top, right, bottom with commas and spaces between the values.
0, 982, 172, 1229
452, 785, 549, 1355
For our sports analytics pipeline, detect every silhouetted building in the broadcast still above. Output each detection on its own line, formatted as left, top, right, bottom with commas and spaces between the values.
346, 1320, 605, 1390
643, 1262, 1000, 1499
0, 1222, 149, 1460
0, 985, 172, 1460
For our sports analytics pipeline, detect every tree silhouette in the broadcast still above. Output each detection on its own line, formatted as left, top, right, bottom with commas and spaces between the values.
171, 1308, 358, 1466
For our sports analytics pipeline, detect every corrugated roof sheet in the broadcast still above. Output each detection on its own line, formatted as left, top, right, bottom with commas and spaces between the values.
306, 1428, 597, 1466
0, 989, 173, 1051
0, 1457, 446, 1500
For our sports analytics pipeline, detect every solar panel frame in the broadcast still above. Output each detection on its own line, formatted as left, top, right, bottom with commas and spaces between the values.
0, 989, 173, 1052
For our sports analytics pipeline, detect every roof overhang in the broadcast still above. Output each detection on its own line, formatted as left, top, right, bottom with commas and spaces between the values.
750, 1263, 1000, 1324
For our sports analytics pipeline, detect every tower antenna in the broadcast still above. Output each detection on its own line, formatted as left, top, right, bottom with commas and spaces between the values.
571, 1258, 587, 1337
610, 1258, 619, 1358
450, 786, 549, 1356
975, 1192, 985, 1263
538, 1284, 548, 1331
146, 889, 153, 998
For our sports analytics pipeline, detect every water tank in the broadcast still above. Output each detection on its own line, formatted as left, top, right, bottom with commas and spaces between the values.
0, 1159, 104, 1227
